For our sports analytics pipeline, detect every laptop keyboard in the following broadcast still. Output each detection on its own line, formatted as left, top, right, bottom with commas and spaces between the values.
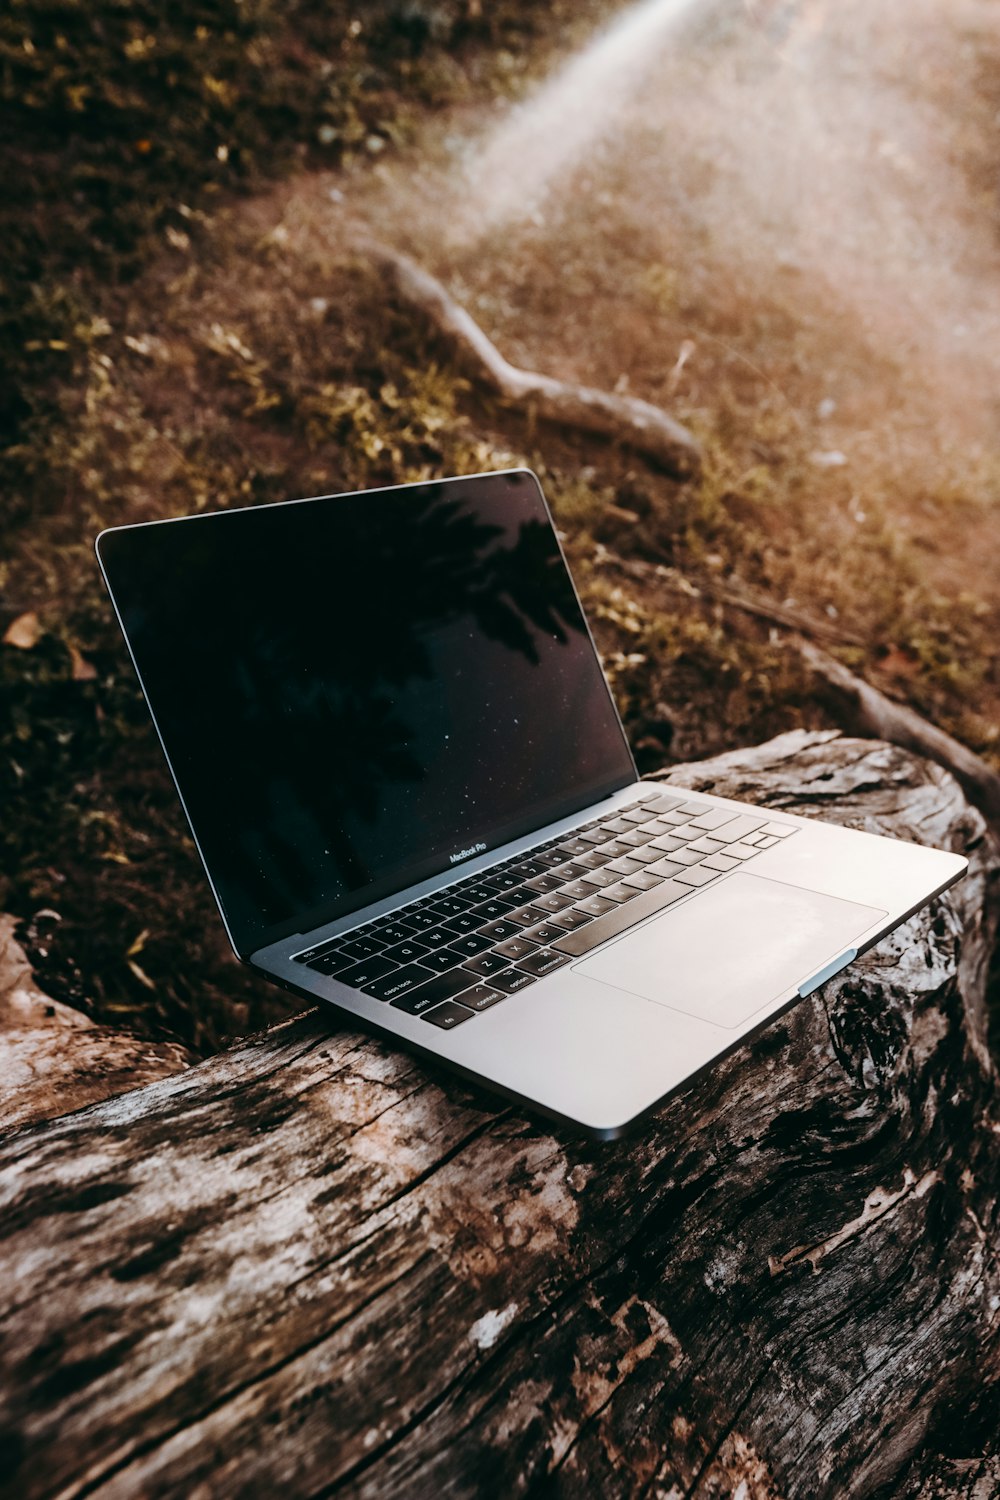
294, 792, 797, 1030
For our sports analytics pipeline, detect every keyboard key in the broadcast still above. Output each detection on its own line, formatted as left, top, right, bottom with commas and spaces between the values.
621, 870, 663, 891
494, 936, 539, 961
575, 849, 611, 870
421, 948, 465, 973
674, 866, 721, 887
532, 849, 568, 868
479, 919, 521, 943
579, 868, 618, 888
491, 968, 538, 994
601, 883, 641, 904
549, 908, 594, 931
448, 932, 494, 958
461, 985, 506, 1012
527, 891, 569, 913
646, 858, 687, 880
558, 838, 593, 858
659, 810, 696, 826
620, 806, 658, 824
309, 949, 359, 977
524, 874, 561, 895
652, 846, 703, 867
703, 853, 740, 872
600, 839, 639, 858
643, 817, 685, 838
507, 904, 550, 928
443, 912, 479, 934
463, 881, 501, 901
553, 879, 691, 957
375, 920, 418, 944
762, 822, 796, 838
419, 925, 460, 948
608, 856, 644, 875
617, 829, 654, 848
687, 838, 725, 855
462, 951, 510, 977
510, 859, 547, 878
524, 923, 566, 944
710, 816, 768, 845
365, 963, 435, 1001
407, 910, 442, 931
422, 1001, 475, 1030
475, 898, 519, 921
518, 949, 571, 977
679, 802, 713, 815
649, 833, 689, 853
552, 861, 591, 881
389, 967, 476, 1013
384, 939, 430, 964
561, 880, 596, 901
490, 872, 523, 892
576, 894, 617, 917
603, 817, 634, 834
646, 793, 685, 813
432, 896, 469, 917
634, 847, 670, 866
757, 835, 780, 848
296, 937, 345, 965
579, 827, 612, 845
725, 842, 761, 860
686, 809, 738, 831
335, 954, 399, 988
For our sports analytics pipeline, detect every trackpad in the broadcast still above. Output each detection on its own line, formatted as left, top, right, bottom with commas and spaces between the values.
577, 873, 884, 1030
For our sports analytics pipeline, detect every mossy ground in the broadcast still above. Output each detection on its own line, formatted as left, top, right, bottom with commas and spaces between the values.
3, 0, 998, 1053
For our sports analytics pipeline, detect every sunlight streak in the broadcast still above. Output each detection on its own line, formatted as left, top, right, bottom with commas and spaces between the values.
456, 0, 708, 233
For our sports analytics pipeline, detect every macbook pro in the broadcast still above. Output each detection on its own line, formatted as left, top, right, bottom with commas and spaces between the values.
96, 469, 967, 1136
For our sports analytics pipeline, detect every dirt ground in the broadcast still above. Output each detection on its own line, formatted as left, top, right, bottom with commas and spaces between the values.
234, 0, 1000, 726
4, 0, 1000, 1049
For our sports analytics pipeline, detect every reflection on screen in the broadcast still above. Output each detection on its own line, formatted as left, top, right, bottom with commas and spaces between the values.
99, 472, 634, 952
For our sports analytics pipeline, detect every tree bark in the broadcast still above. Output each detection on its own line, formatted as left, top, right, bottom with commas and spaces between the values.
0, 915, 193, 1132
0, 731, 997, 1500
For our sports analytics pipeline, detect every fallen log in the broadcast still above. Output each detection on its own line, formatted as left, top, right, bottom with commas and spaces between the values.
360, 241, 702, 479
0, 731, 997, 1500
797, 637, 1000, 839
0, 914, 193, 1132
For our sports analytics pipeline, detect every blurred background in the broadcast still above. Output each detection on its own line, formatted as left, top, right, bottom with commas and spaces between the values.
2, 0, 998, 1054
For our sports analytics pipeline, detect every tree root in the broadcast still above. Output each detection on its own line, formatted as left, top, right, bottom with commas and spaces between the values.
359, 240, 702, 480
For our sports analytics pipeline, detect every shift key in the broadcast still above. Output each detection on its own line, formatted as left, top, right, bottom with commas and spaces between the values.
388, 967, 478, 1013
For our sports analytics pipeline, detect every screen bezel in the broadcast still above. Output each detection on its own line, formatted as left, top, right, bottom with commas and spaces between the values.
96, 469, 637, 958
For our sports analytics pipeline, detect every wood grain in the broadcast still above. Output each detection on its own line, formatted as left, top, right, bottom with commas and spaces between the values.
0, 731, 996, 1499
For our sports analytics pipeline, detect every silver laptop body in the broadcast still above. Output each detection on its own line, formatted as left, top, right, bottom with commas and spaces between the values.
97, 469, 966, 1138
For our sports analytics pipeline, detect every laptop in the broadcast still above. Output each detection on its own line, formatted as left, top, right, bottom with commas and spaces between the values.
96, 468, 967, 1137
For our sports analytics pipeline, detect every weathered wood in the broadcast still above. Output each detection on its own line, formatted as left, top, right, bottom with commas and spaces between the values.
0, 915, 192, 1132
797, 638, 1000, 839
361, 241, 702, 478
0, 731, 997, 1499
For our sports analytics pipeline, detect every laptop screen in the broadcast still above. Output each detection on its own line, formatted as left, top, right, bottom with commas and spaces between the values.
97, 470, 635, 955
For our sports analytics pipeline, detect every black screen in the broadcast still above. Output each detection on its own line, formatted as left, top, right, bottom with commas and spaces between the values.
98, 471, 635, 955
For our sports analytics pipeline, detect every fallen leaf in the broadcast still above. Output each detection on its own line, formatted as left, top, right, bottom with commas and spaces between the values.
68, 644, 98, 681
127, 958, 157, 991
3, 611, 42, 649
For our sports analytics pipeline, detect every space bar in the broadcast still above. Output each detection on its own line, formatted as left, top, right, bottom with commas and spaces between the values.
553, 879, 692, 957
